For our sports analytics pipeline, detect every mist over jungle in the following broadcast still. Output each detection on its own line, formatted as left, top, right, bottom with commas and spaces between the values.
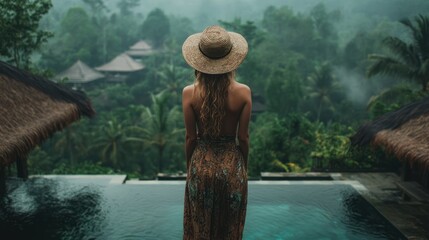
4, 0, 428, 177
42, 0, 429, 103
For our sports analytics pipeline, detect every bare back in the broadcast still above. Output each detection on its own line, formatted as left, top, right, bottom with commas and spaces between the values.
182, 79, 252, 164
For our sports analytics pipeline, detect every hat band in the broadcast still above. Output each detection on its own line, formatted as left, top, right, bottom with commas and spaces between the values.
198, 44, 233, 60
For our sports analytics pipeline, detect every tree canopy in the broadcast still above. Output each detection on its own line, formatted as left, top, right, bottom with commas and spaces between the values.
367, 14, 429, 91
0, 0, 53, 68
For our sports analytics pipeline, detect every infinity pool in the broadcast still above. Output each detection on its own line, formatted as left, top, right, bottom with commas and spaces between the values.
0, 176, 406, 240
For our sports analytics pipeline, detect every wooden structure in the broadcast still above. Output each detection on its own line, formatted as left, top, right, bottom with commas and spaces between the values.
95, 53, 145, 82
0, 61, 95, 183
126, 40, 155, 58
96, 53, 145, 72
350, 96, 429, 188
54, 60, 104, 85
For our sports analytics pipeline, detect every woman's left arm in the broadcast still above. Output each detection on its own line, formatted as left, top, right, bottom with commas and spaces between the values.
182, 86, 197, 171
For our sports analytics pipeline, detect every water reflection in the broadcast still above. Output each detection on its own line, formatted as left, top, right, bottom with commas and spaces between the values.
0, 177, 105, 239
0, 180, 407, 239
340, 189, 406, 240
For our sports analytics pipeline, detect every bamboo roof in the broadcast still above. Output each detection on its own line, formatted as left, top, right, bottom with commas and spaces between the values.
55, 60, 104, 83
95, 53, 145, 72
0, 61, 95, 166
350, 97, 429, 183
126, 40, 155, 57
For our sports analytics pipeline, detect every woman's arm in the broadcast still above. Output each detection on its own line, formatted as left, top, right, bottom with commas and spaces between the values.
182, 86, 197, 171
237, 85, 252, 169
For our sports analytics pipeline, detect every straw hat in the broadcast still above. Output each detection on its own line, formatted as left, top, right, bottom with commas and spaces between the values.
182, 25, 248, 74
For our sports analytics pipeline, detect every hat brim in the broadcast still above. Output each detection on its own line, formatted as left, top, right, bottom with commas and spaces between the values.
182, 32, 248, 74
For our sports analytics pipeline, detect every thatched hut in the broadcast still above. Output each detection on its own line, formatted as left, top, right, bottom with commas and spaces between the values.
54, 60, 104, 84
0, 60, 95, 181
350, 97, 429, 187
126, 40, 155, 58
95, 53, 145, 82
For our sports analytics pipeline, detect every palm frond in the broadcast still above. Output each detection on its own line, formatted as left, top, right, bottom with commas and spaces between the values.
366, 85, 414, 110
125, 137, 145, 143
400, 18, 417, 34
367, 54, 416, 80
382, 37, 418, 65
414, 15, 429, 60
272, 159, 290, 172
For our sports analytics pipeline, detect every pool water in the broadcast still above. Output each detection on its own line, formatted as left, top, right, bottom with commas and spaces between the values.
0, 176, 406, 240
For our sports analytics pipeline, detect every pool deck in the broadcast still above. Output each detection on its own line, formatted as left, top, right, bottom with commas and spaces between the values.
336, 172, 429, 240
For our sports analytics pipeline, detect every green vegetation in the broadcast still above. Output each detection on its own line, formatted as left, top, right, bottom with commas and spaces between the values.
0, 0, 53, 69
367, 14, 429, 92
1, 0, 429, 178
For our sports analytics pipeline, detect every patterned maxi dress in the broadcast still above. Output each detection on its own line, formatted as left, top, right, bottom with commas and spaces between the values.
183, 136, 248, 240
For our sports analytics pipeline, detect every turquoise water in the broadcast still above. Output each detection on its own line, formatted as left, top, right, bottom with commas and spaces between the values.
0, 177, 406, 240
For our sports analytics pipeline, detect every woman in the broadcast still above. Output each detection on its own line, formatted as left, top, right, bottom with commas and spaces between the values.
181, 25, 252, 240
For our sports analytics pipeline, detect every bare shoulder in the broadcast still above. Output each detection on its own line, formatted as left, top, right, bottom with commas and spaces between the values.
183, 84, 194, 93
182, 84, 194, 98
231, 81, 251, 98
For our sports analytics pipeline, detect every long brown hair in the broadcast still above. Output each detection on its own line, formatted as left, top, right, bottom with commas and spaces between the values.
194, 70, 233, 138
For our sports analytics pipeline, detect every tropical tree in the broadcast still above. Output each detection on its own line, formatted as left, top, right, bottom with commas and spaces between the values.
117, 0, 140, 16
265, 64, 303, 116
249, 112, 314, 177
106, 0, 141, 56
40, 7, 99, 71
366, 83, 428, 118
219, 18, 265, 90
52, 126, 84, 167
138, 90, 183, 173
261, 6, 315, 59
156, 64, 189, 103
305, 62, 342, 122
140, 8, 170, 48
219, 18, 263, 50
168, 16, 195, 44
0, 0, 53, 68
88, 117, 140, 170
367, 14, 429, 92
309, 3, 341, 61
82, 0, 110, 62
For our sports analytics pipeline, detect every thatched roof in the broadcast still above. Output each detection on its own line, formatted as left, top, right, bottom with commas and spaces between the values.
55, 60, 104, 83
0, 61, 95, 166
95, 53, 145, 72
126, 40, 155, 57
350, 97, 429, 183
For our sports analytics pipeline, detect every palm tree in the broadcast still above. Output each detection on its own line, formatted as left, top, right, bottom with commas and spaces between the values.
137, 90, 183, 173
89, 117, 141, 169
367, 14, 429, 92
53, 126, 83, 166
156, 64, 189, 103
306, 62, 341, 122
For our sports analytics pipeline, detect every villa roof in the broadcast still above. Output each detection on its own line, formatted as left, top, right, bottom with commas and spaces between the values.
95, 53, 145, 72
126, 40, 155, 57
350, 96, 429, 185
0, 61, 95, 166
55, 60, 104, 83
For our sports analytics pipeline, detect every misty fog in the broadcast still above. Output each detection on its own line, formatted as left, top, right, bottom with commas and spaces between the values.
9, 0, 428, 179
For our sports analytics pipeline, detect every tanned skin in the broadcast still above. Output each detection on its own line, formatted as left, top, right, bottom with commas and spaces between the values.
182, 79, 252, 171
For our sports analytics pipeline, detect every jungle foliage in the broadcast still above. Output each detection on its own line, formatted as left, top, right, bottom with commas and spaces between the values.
1, 0, 428, 178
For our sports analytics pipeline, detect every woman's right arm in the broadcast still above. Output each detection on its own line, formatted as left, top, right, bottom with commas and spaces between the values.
237, 85, 252, 169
